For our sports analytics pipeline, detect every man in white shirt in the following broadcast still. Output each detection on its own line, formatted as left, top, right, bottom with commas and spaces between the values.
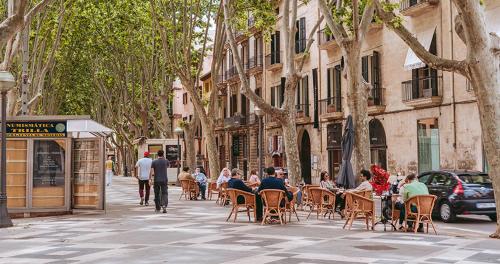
353, 169, 373, 192
135, 151, 153, 206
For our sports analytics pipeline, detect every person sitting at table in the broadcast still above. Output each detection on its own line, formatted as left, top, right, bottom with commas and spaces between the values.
178, 167, 194, 181
320, 171, 336, 192
336, 169, 373, 217
401, 173, 429, 232
394, 176, 409, 230
248, 169, 261, 186
278, 169, 304, 210
216, 167, 231, 189
258, 167, 293, 207
228, 168, 262, 221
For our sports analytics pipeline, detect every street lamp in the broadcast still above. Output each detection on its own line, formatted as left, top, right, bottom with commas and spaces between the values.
0, 71, 16, 228
174, 127, 183, 185
254, 106, 264, 180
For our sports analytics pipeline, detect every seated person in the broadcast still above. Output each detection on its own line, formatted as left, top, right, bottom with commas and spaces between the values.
277, 169, 303, 209
258, 167, 293, 207
216, 167, 231, 189
394, 177, 409, 229
401, 173, 429, 232
194, 167, 207, 200
178, 167, 194, 181
248, 170, 261, 186
337, 169, 373, 214
228, 168, 262, 221
320, 171, 336, 192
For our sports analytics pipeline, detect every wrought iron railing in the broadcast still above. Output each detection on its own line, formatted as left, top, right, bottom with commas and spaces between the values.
402, 75, 441, 101
295, 103, 310, 117
318, 28, 335, 46
247, 55, 263, 70
265, 51, 282, 67
319, 97, 342, 115
400, 0, 438, 12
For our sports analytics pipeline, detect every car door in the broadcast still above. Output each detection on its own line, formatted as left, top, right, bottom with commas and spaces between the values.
428, 172, 453, 200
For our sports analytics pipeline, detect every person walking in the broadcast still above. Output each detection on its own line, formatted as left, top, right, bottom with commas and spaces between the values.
150, 150, 170, 213
194, 167, 207, 200
135, 151, 153, 206
105, 156, 114, 186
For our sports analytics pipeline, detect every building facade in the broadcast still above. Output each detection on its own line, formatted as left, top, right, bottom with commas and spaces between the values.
202, 0, 498, 182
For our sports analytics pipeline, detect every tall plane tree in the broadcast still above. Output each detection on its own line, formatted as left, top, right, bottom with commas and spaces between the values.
223, 0, 323, 184
316, 0, 375, 176
375, 0, 500, 238
150, 0, 224, 179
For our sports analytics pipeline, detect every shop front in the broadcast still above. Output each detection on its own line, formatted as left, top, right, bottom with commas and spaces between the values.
5, 116, 112, 217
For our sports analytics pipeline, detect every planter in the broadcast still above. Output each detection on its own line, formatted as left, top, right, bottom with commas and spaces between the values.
368, 98, 375, 106
296, 110, 305, 118
327, 104, 337, 113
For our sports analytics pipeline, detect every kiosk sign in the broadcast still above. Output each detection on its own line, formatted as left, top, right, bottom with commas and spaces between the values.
6, 121, 67, 138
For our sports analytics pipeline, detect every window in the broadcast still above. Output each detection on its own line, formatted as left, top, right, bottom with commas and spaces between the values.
431, 173, 453, 186
295, 17, 306, 54
411, 32, 438, 98
326, 65, 342, 111
417, 118, 440, 173
33, 140, 66, 207
182, 93, 188, 104
242, 42, 249, 69
362, 51, 382, 104
230, 94, 238, 116
418, 173, 432, 184
241, 94, 249, 116
270, 85, 282, 107
296, 75, 309, 116
270, 31, 280, 64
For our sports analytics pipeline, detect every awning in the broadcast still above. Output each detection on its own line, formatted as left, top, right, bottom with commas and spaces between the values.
404, 27, 436, 71
67, 119, 113, 138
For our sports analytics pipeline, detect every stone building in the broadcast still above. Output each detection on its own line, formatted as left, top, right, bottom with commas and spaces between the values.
196, 0, 498, 182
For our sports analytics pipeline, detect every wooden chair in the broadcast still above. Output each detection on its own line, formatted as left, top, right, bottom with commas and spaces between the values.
179, 179, 198, 200
307, 187, 336, 220
207, 182, 219, 201
285, 186, 300, 222
404, 195, 437, 235
391, 194, 401, 228
302, 184, 319, 210
260, 189, 286, 225
343, 192, 375, 230
245, 181, 260, 188
342, 190, 372, 218
226, 188, 257, 222
218, 182, 229, 206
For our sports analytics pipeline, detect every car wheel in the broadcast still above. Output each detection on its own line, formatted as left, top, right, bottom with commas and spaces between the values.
488, 214, 497, 222
440, 201, 456, 223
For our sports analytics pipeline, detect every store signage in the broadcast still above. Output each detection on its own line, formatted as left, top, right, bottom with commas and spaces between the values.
6, 121, 67, 138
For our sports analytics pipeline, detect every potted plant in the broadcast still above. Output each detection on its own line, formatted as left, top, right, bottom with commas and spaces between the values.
367, 95, 375, 106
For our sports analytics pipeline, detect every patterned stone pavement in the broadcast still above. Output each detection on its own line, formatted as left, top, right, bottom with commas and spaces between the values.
1, 176, 500, 264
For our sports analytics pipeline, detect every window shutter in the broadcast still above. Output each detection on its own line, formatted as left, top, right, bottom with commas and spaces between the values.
312, 68, 319, 128
412, 69, 419, 99
271, 86, 276, 107
295, 20, 300, 54
300, 17, 306, 52
327, 68, 332, 104
362, 55, 369, 82
304, 75, 309, 116
280, 77, 286, 107
296, 80, 300, 105
241, 94, 247, 115
275, 31, 281, 63
372, 51, 380, 103
335, 65, 342, 111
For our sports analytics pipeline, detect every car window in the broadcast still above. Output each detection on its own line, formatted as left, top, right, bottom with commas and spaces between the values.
458, 174, 492, 184
430, 173, 452, 186
418, 174, 432, 184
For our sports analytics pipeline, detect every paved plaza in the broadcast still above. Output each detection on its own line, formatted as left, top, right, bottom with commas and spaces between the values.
1, 176, 499, 264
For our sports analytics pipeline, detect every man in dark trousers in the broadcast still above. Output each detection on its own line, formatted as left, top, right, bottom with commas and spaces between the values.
258, 167, 293, 206
150, 150, 170, 213
228, 169, 263, 221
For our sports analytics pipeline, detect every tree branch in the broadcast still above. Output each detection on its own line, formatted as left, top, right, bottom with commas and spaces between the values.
374, 0, 468, 76
298, 15, 324, 72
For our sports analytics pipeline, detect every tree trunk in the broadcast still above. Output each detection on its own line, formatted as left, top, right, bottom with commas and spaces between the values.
280, 75, 302, 185
469, 46, 500, 238
183, 123, 197, 170
202, 119, 220, 180
344, 47, 371, 176
158, 95, 173, 138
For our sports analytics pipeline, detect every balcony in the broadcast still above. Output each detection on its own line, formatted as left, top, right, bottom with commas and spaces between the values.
318, 28, 337, 50
224, 114, 247, 128
368, 87, 386, 115
265, 114, 281, 129
400, 0, 439, 17
225, 66, 239, 83
265, 52, 283, 72
246, 113, 257, 125
295, 104, 310, 124
294, 39, 307, 61
247, 55, 263, 75
215, 74, 226, 85
402, 76, 442, 108
319, 97, 343, 121
214, 118, 225, 130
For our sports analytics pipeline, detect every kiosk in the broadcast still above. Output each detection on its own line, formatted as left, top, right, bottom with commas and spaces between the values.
5, 116, 112, 217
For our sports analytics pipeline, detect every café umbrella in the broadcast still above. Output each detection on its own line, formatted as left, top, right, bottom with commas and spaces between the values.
336, 115, 355, 189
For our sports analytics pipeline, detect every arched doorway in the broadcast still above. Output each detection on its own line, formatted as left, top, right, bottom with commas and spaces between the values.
300, 130, 311, 184
369, 119, 387, 170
